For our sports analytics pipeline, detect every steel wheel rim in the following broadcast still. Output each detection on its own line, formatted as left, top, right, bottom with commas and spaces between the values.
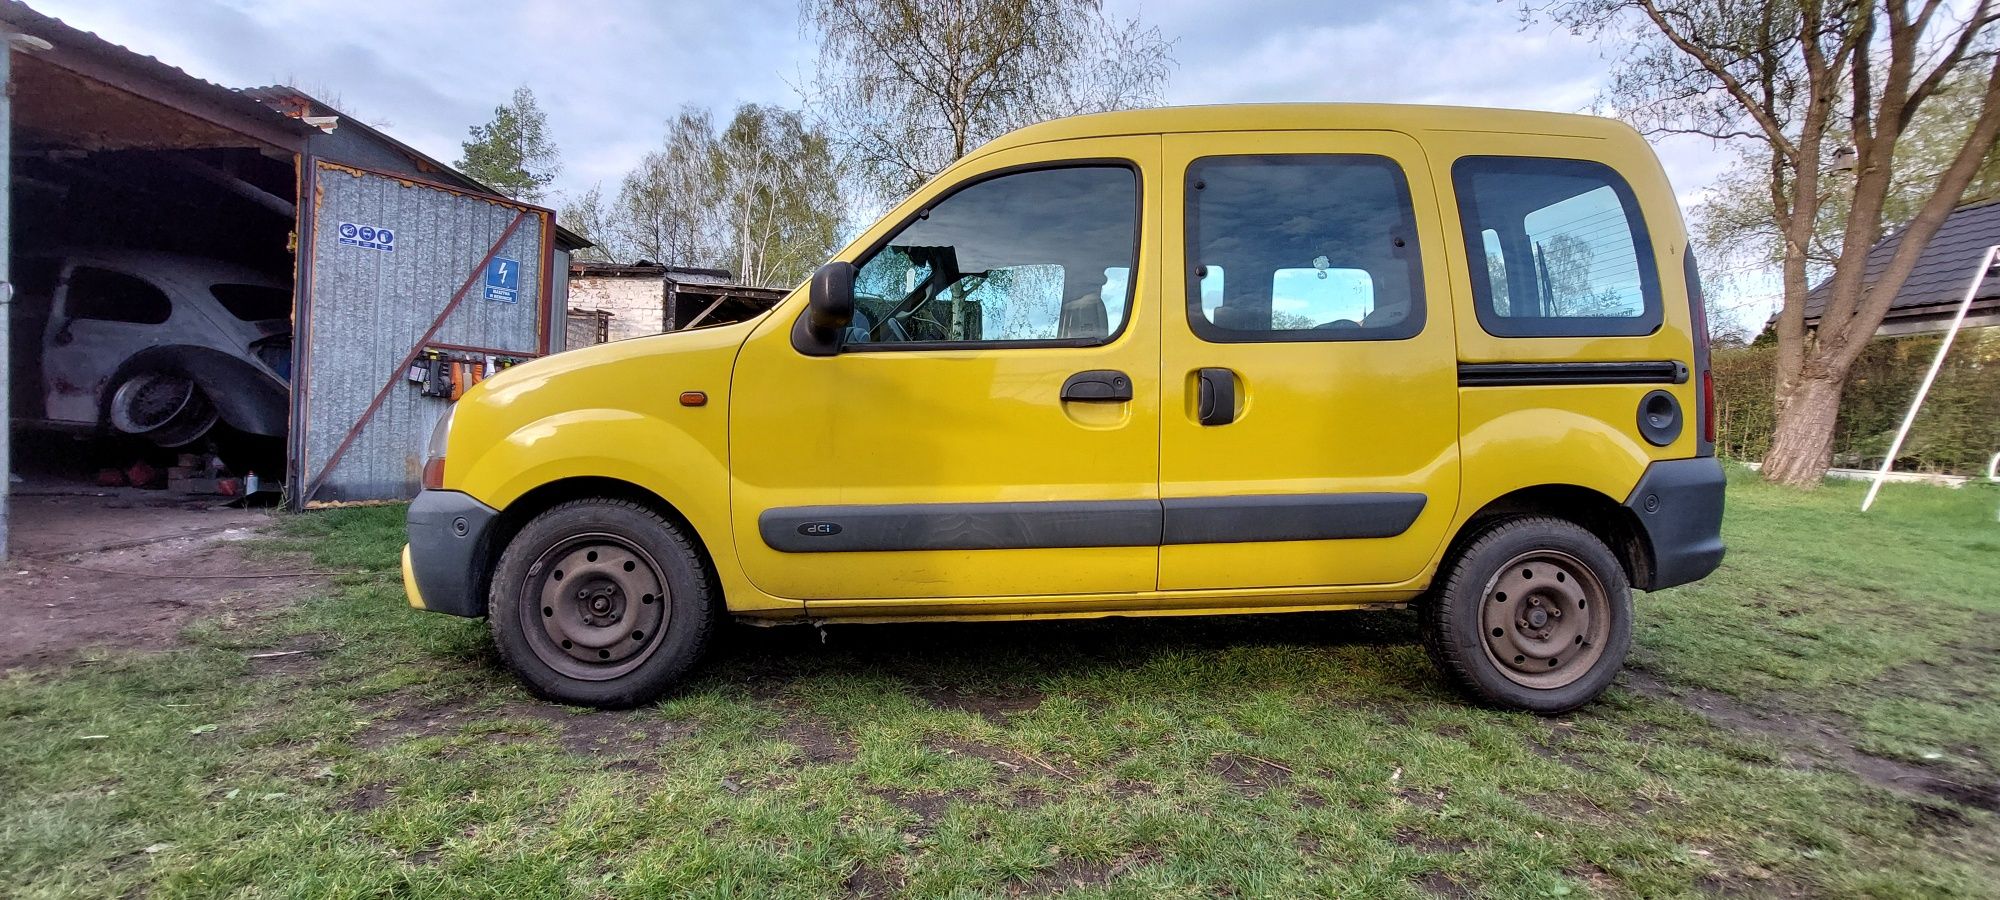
1478, 549, 1610, 689
520, 532, 670, 682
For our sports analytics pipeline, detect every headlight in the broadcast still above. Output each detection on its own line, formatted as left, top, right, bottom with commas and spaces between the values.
422, 404, 454, 490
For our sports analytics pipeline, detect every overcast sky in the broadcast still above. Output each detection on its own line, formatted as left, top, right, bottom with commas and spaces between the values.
34, 0, 1753, 313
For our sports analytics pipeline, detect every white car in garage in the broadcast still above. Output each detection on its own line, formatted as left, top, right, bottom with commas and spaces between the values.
11, 250, 292, 447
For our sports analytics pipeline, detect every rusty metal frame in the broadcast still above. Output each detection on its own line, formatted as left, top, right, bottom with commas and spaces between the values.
301, 210, 530, 503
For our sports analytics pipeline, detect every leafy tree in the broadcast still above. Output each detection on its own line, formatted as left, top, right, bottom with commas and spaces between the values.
717, 105, 845, 287
557, 184, 623, 263
1534, 0, 2000, 486
457, 86, 560, 203
603, 105, 844, 288
803, 0, 1173, 202
615, 106, 727, 268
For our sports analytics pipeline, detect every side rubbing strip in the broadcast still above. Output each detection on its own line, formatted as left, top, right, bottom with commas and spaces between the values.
1458, 360, 1687, 387
761, 494, 1430, 552
760, 500, 1161, 553
1161, 493, 1426, 544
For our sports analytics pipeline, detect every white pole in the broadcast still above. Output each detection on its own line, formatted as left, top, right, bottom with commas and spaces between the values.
1862, 244, 2000, 512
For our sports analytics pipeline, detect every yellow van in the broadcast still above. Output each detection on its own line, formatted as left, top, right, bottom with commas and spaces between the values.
402, 104, 1724, 714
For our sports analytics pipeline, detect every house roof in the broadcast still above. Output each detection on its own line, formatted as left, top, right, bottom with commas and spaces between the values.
1802, 197, 2000, 324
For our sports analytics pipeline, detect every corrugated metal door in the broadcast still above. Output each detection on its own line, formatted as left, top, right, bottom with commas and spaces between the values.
296, 160, 553, 504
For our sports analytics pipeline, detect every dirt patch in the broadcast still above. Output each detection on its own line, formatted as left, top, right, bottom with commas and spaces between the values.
1623, 668, 2000, 812
492, 701, 691, 757
353, 696, 476, 750
339, 781, 393, 812
777, 716, 857, 765
1013, 850, 1157, 895
0, 502, 319, 671
1393, 828, 1473, 855
1416, 872, 1476, 898
910, 683, 1043, 724
844, 859, 906, 898
1209, 752, 1292, 795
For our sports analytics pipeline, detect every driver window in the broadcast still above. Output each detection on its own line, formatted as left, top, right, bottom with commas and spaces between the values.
1186, 154, 1425, 342
847, 165, 1137, 347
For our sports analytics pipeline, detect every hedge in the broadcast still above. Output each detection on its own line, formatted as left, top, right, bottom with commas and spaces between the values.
1712, 327, 2000, 474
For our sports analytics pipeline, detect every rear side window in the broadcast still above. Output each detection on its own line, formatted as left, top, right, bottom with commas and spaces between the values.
64, 267, 172, 325
1453, 156, 1662, 337
1186, 155, 1425, 342
211, 284, 291, 321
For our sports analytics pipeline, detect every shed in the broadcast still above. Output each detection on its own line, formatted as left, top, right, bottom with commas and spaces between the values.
0, 0, 588, 553
565, 261, 788, 348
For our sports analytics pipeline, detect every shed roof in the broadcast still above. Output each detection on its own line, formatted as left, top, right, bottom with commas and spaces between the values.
571, 261, 736, 284
0, 0, 313, 152
1802, 198, 2000, 325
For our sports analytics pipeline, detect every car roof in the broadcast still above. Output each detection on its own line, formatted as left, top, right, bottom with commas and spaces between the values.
32, 249, 286, 288
976, 103, 1641, 156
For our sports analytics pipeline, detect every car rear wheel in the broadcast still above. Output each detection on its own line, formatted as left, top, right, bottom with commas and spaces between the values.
1422, 516, 1631, 715
489, 498, 715, 708
108, 372, 218, 447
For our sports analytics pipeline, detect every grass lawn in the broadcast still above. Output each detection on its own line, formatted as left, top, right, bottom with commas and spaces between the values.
2, 467, 1997, 898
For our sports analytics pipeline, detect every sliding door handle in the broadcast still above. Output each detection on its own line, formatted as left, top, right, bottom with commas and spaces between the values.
1061, 369, 1132, 402
1196, 367, 1237, 426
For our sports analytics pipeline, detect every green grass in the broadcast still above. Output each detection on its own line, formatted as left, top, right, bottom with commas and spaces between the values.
2, 472, 1997, 898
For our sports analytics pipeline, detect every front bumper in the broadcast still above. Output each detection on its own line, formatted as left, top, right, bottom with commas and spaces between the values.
1623, 457, 1726, 591
404, 489, 500, 617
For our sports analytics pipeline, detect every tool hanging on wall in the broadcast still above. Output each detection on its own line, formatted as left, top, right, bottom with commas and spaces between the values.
416, 348, 528, 400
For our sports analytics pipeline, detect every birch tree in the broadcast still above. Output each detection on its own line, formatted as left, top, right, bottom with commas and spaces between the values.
803, 0, 1173, 201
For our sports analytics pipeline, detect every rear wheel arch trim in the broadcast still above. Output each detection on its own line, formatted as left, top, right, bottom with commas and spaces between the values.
1445, 484, 1651, 592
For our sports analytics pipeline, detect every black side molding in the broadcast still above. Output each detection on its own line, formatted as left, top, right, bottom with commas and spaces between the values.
760, 493, 1428, 553
1458, 360, 1687, 387
760, 500, 1161, 553
1161, 493, 1425, 544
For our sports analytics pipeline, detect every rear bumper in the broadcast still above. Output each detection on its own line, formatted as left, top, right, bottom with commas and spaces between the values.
404, 489, 499, 617
1623, 457, 1726, 591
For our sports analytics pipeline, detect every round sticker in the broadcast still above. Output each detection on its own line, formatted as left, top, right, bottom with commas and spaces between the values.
376, 228, 395, 247
358, 226, 378, 242
338, 222, 358, 239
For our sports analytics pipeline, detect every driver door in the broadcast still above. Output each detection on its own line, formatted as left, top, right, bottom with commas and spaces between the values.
729, 136, 1162, 604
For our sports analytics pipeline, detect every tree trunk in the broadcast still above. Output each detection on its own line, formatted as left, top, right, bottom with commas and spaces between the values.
1760, 373, 1845, 485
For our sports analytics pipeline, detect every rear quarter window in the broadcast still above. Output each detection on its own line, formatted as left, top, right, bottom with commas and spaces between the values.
210, 284, 292, 321
1452, 156, 1662, 338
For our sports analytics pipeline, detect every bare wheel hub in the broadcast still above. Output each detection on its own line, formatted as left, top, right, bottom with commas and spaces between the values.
1479, 549, 1610, 689
521, 533, 670, 682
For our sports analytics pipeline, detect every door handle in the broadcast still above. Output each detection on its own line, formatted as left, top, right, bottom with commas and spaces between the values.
1196, 367, 1236, 426
1060, 369, 1132, 402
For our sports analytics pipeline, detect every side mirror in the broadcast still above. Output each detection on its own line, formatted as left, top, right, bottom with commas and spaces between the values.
793, 261, 856, 356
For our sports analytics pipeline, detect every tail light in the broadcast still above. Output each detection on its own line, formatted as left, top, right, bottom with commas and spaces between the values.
1702, 368, 1716, 444
1684, 253, 1715, 456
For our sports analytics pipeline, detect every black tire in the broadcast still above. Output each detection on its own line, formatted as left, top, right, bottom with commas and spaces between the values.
1421, 516, 1632, 715
489, 499, 715, 708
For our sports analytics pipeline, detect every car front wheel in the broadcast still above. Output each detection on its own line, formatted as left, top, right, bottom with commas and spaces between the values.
1422, 516, 1632, 715
488, 498, 715, 708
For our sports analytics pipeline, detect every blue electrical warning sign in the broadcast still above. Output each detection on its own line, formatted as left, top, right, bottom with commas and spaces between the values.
484, 256, 521, 303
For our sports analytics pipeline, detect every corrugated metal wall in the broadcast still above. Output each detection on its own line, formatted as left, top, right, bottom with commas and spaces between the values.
299, 161, 551, 503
